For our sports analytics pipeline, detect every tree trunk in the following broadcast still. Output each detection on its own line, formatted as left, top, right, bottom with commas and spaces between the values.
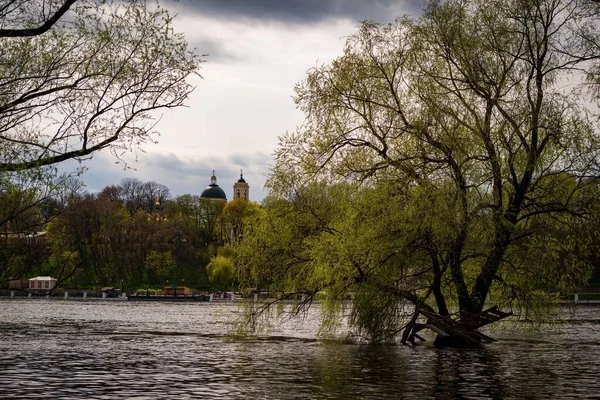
429, 246, 449, 316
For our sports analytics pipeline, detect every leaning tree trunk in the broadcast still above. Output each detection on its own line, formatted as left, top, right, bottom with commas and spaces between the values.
402, 306, 512, 348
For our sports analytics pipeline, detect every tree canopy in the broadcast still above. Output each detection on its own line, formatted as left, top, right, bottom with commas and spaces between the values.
236, 0, 600, 345
0, 0, 201, 171
0, 0, 201, 286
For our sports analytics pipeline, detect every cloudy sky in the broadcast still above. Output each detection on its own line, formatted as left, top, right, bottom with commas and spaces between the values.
74, 0, 422, 202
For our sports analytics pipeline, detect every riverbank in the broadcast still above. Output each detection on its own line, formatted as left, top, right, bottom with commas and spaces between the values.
0, 289, 240, 302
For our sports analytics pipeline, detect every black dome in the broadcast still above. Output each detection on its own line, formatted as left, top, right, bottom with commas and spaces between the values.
201, 184, 226, 200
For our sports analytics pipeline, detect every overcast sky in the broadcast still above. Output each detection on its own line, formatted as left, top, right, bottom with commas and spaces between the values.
73, 0, 422, 202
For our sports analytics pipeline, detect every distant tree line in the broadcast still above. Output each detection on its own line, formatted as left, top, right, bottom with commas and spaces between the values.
0, 0, 202, 291
0, 177, 261, 292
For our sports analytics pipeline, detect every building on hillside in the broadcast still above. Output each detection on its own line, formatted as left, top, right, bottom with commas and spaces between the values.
28, 276, 57, 290
233, 170, 250, 201
199, 170, 252, 244
200, 170, 228, 203
200, 170, 250, 203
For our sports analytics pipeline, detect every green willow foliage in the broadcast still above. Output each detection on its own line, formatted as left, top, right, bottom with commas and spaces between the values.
236, 0, 600, 343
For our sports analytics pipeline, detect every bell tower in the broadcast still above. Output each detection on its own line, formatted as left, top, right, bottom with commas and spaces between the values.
233, 169, 250, 201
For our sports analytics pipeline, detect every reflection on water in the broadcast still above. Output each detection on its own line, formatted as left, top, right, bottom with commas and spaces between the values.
0, 300, 599, 399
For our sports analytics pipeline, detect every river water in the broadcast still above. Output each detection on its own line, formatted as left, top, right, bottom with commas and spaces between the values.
0, 299, 599, 399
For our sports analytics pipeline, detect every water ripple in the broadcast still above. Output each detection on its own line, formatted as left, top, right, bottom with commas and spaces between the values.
1, 299, 600, 399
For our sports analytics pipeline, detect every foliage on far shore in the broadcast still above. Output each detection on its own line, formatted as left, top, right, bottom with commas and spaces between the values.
1, 177, 261, 292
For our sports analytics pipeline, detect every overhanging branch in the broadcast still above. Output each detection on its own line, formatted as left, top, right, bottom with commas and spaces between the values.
0, 0, 78, 38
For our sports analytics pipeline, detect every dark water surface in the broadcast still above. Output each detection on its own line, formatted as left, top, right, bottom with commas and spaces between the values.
0, 299, 599, 399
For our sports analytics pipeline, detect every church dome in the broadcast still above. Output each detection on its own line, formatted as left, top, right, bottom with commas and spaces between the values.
201, 171, 227, 200
201, 185, 226, 200
237, 170, 246, 183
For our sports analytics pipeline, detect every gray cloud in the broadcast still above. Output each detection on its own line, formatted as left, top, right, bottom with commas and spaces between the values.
192, 38, 241, 62
169, 0, 423, 24
68, 151, 272, 202
229, 152, 271, 169
144, 151, 271, 201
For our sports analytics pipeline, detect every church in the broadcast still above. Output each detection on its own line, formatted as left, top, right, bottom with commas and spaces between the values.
200, 170, 250, 203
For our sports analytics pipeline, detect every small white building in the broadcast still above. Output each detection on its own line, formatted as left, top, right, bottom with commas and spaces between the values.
28, 276, 57, 290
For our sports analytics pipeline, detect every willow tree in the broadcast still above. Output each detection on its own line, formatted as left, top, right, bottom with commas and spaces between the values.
0, 0, 200, 285
238, 0, 600, 346
0, 0, 201, 171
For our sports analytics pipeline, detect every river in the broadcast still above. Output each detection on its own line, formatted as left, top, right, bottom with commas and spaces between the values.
0, 299, 598, 399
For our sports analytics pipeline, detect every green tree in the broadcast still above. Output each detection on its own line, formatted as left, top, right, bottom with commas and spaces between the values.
0, 0, 201, 172
165, 194, 206, 246
206, 250, 235, 289
0, 0, 200, 286
165, 195, 226, 245
145, 250, 176, 284
46, 192, 130, 287
0, 171, 83, 285
239, 0, 600, 346
221, 199, 262, 243
47, 184, 184, 289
